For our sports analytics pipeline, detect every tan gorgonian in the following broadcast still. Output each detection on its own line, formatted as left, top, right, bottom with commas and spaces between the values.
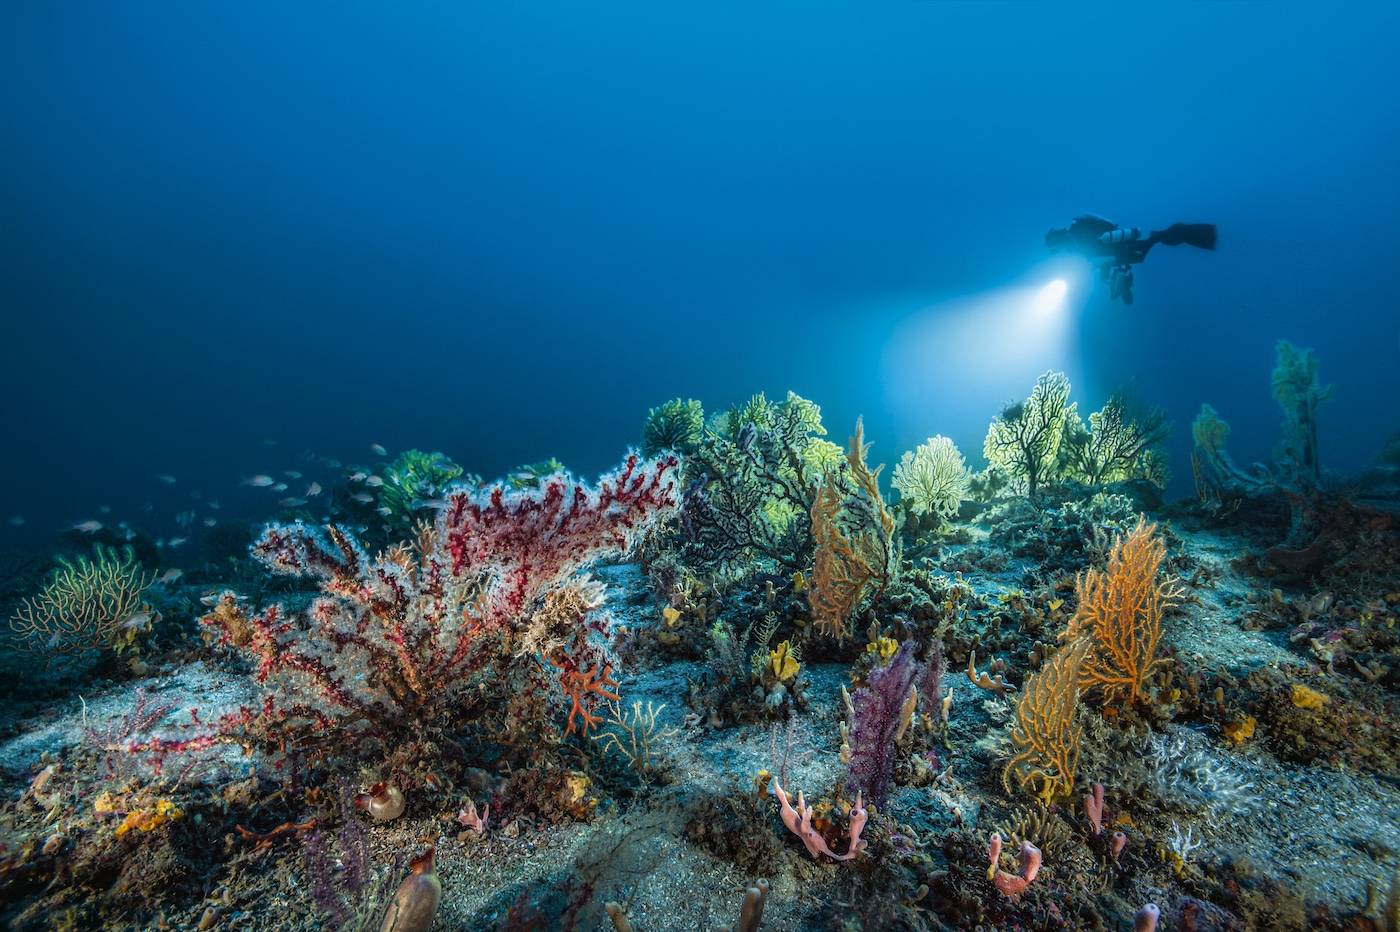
10, 545, 152, 657
1060, 518, 1181, 708
1003, 637, 1089, 803
808, 419, 893, 638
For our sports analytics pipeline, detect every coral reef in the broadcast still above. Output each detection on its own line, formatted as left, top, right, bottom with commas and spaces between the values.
1, 359, 1396, 931
133, 453, 680, 788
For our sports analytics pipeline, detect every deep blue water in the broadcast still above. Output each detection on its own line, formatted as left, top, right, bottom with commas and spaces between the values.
3, 2, 1397, 549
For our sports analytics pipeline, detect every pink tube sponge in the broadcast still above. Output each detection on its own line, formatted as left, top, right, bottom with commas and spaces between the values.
1084, 782, 1105, 834
988, 832, 1042, 896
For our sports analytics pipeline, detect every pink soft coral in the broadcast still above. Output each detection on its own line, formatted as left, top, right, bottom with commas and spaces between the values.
130, 453, 680, 776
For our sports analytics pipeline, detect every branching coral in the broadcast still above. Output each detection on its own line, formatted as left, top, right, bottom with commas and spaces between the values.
1061, 519, 1181, 708
1003, 637, 1089, 803
808, 419, 895, 638
133, 453, 680, 782
983, 371, 1075, 498
556, 663, 621, 736
892, 435, 969, 519
9, 544, 153, 658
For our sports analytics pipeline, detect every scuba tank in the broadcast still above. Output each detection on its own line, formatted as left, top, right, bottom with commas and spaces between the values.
1099, 227, 1142, 245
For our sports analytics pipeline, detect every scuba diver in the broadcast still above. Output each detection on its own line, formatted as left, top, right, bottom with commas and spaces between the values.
1045, 214, 1217, 304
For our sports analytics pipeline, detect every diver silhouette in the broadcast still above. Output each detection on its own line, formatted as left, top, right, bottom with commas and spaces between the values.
1045, 214, 1217, 305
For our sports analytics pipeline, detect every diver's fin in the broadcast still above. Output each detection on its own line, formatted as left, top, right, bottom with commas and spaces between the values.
1152, 222, 1217, 250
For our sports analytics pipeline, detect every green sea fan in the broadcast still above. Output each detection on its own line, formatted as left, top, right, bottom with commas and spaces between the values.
378, 450, 471, 538
508, 457, 566, 490
1059, 394, 1170, 489
642, 398, 704, 457
983, 371, 1076, 498
684, 390, 836, 569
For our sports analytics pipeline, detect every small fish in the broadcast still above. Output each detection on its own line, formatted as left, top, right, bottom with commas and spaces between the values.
324, 458, 342, 469
364, 475, 384, 488
260, 438, 277, 446
156, 568, 184, 584
242, 475, 275, 487
203, 517, 218, 527
348, 471, 368, 483
207, 500, 221, 510
410, 498, 448, 511
189, 490, 202, 500
69, 520, 104, 533
167, 537, 188, 548
99, 505, 112, 514
7, 516, 23, 527
156, 474, 177, 484
370, 443, 388, 456
279, 497, 308, 507
273, 482, 289, 492
376, 506, 392, 516
283, 470, 302, 479
305, 482, 323, 497
120, 611, 157, 632
351, 492, 374, 504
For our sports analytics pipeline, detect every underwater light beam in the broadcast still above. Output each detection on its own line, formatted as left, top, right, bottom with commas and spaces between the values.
881, 263, 1085, 451
1033, 278, 1068, 314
